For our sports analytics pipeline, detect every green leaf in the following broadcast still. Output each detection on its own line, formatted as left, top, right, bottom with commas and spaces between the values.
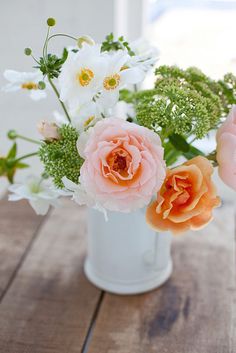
15, 162, 29, 169
7, 168, 15, 183
169, 134, 190, 153
7, 142, 17, 159
183, 145, 205, 160
0, 158, 6, 176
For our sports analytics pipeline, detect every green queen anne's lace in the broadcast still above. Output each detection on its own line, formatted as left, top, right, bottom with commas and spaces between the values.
134, 66, 236, 139
39, 124, 84, 188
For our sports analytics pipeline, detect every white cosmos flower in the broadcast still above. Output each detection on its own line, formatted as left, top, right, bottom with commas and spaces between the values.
129, 38, 160, 72
2, 70, 47, 101
8, 176, 60, 215
98, 50, 144, 108
62, 176, 108, 220
58, 43, 107, 110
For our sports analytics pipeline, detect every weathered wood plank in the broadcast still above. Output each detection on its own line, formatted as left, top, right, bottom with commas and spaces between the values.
87, 203, 235, 353
0, 200, 101, 353
0, 199, 44, 298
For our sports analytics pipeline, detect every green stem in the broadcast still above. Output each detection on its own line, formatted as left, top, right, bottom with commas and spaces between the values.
16, 134, 41, 145
43, 26, 50, 62
30, 54, 40, 65
47, 75, 71, 123
15, 152, 38, 162
47, 33, 77, 42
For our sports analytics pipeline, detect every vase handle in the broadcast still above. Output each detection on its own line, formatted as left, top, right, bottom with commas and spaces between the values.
143, 232, 172, 271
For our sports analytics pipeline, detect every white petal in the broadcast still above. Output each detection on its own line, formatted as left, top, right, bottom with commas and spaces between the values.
2, 83, 21, 92
62, 176, 79, 191
30, 90, 47, 101
77, 131, 90, 158
8, 194, 23, 201
98, 90, 120, 109
29, 200, 50, 215
53, 111, 68, 126
120, 67, 145, 84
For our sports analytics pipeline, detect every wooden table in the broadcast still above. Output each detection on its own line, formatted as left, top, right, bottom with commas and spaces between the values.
0, 198, 235, 353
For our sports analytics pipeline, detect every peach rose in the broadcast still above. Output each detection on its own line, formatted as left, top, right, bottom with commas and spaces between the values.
146, 156, 220, 234
78, 118, 166, 212
216, 105, 236, 191
37, 120, 60, 141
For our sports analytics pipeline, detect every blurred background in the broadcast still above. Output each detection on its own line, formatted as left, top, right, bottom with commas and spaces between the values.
0, 0, 236, 199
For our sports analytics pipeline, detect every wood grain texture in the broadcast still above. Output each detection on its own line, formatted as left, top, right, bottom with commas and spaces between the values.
0, 199, 44, 299
0, 199, 101, 353
87, 203, 236, 353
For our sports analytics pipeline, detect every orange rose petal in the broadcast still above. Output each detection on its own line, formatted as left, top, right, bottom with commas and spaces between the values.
146, 201, 191, 234
185, 156, 213, 177
146, 156, 220, 236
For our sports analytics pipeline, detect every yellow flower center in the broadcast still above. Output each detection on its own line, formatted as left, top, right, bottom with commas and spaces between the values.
103, 74, 120, 90
77, 68, 94, 86
84, 116, 95, 127
21, 82, 38, 90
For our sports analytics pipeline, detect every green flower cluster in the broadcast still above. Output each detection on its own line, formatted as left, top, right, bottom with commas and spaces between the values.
123, 66, 236, 139
38, 124, 84, 188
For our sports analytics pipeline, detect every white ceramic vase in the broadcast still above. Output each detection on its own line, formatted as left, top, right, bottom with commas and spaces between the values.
84, 208, 173, 295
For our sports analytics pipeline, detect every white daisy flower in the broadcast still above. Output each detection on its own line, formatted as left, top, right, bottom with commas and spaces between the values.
98, 50, 144, 108
8, 176, 60, 215
2, 70, 47, 101
129, 38, 160, 72
58, 43, 107, 110
62, 176, 108, 220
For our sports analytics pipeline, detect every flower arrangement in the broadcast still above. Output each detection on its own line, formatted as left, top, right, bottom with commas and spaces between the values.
2, 18, 236, 235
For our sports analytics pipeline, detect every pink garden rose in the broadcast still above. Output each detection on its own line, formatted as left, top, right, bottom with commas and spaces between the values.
216, 105, 236, 191
78, 118, 166, 212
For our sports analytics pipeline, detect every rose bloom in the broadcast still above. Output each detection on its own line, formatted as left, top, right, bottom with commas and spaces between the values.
37, 120, 60, 141
216, 105, 236, 191
78, 118, 166, 212
146, 156, 221, 234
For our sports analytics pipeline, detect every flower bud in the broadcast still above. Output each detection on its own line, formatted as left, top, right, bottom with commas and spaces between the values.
24, 48, 32, 56
7, 130, 17, 140
37, 121, 60, 141
38, 81, 46, 90
77, 35, 95, 48
47, 18, 56, 27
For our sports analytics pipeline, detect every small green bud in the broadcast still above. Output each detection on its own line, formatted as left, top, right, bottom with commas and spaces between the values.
24, 47, 32, 56
7, 130, 17, 140
38, 81, 46, 90
47, 17, 56, 27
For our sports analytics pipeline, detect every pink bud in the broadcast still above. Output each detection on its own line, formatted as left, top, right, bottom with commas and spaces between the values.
37, 120, 60, 141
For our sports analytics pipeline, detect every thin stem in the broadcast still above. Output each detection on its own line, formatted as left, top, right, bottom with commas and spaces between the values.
47, 75, 71, 123
15, 152, 38, 162
30, 54, 40, 65
16, 134, 41, 145
48, 33, 77, 42
43, 26, 50, 62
